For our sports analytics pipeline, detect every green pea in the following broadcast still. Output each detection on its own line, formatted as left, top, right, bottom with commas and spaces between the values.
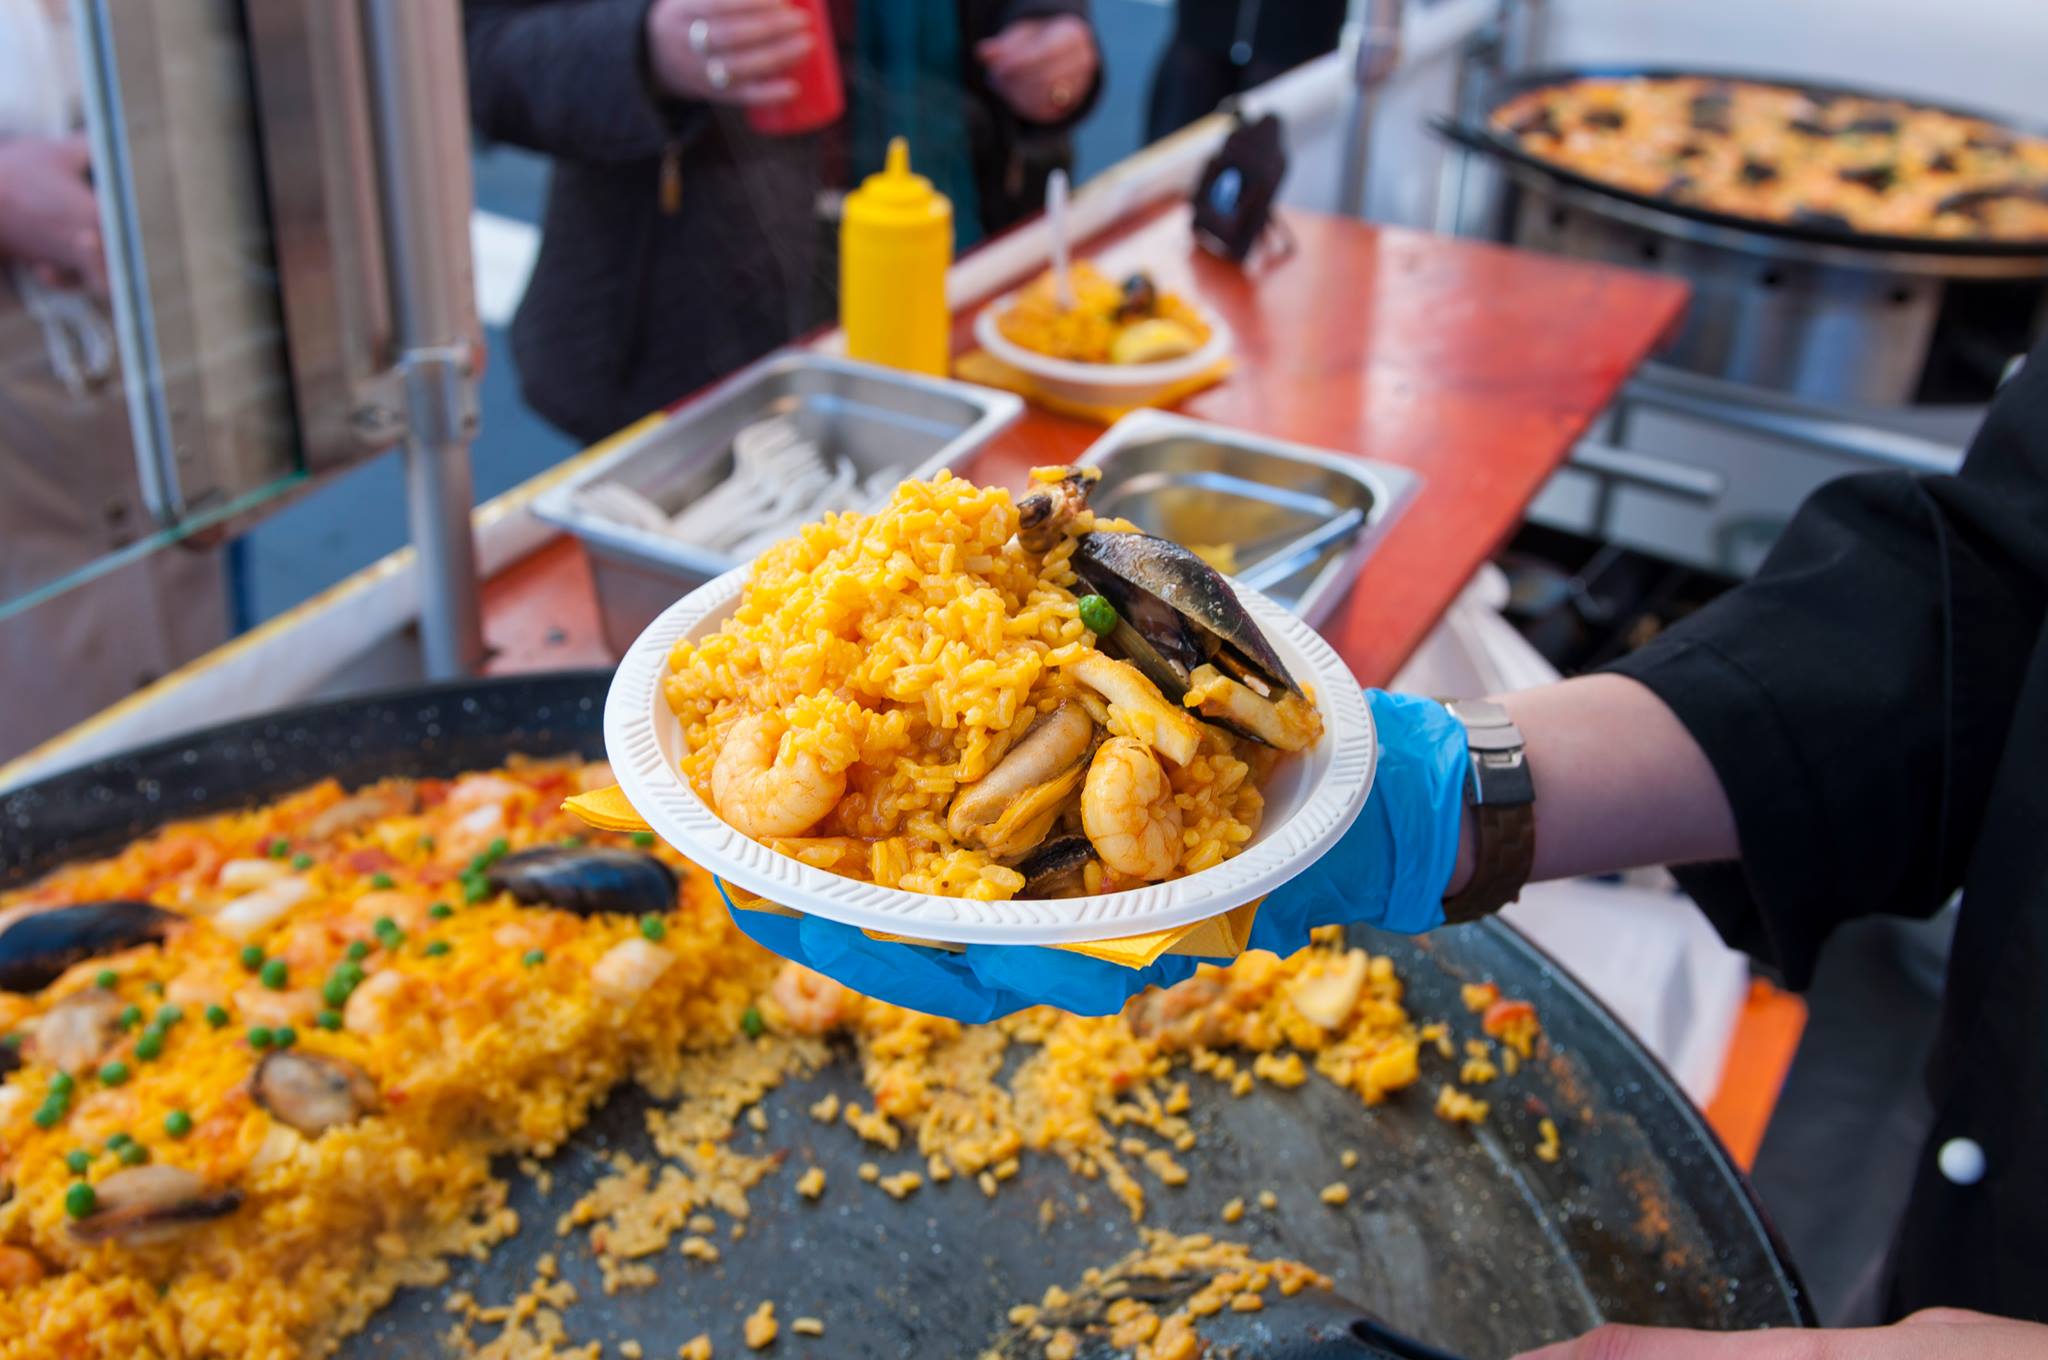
428, 903, 453, 920
316, 1010, 343, 1031
486, 837, 509, 862
164, 1110, 193, 1139
65, 1149, 93, 1174
631, 831, 656, 848
423, 940, 451, 958
372, 916, 400, 939
639, 915, 667, 942
346, 940, 370, 962
322, 975, 352, 1008
268, 838, 290, 859
291, 852, 314, 871
134, 1031, 164, 1062
117, 1141, 148, 1166
417, 834, 436, 852
462, 875, 491, 904
105, 1131, 133, 1149
274, 1026, 297, 1049
156, 1004, 184, 1026
370, 872, 395, 890
204, 1004, 230, 1029
98, 1061, 130, 1086
49, 1071, 74, 1097
117, 1004, 142, 1031
248, 1026, 275, 1050
259, 958, 289, 991
95, 969, 118, 990
65, 1182, 97, 1219
740, 1006, 765, 1039
145, 980, 165, 997
1077, 594, 1119, 637
239, 945, 265, 971
560, 835, 585, 849
32, 1101, 63, 1129
521, 949, 546, 968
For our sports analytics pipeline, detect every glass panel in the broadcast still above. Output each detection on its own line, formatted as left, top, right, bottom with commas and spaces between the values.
0, 0, 304, 622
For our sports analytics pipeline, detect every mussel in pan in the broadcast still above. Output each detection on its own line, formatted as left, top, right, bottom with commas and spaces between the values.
0, 901, 181, 993
485, 848, 678, 916
66, 1166, 243, 1246
252, 1051, 380, 1136
1071, 531, 1324, 752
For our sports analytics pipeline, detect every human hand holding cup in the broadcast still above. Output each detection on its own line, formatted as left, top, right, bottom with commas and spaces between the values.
645, 0, 815, 108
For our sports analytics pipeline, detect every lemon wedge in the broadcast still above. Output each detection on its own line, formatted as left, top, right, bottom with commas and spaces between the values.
1109, 318, 1202, 365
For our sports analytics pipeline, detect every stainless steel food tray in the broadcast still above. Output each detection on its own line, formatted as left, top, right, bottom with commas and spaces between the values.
1076, 410, 1419, 627
531, 351, 1022, 654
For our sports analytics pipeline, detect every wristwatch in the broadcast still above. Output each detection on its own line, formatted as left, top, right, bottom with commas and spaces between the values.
1440, 698, 1536, 924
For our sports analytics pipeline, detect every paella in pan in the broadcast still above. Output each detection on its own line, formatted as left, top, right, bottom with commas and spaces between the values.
1491, 74, 2048, 241
0, 748, 1556, 1358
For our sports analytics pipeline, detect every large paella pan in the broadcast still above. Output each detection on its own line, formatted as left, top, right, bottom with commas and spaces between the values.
0, 674, 1807, 1359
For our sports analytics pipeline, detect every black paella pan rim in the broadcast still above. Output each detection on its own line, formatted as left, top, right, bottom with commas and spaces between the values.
1434, 63, 2048, 261
0, 670, 1815, 1334
0, 670, 617, 886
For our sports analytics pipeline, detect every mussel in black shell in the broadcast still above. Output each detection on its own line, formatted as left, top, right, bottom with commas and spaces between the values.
66, 1166, 243, 1246
949, 703, 1096, 859
1014, 836, 1096, 898
486, 847, 679, 916
1071, 531, 1324, 751
252, 1051, 380, 1136
0, 901, 180, 994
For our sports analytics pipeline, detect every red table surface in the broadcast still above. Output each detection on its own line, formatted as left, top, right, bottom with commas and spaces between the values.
954, 204, 1689, 685
484, 205, 1686, 690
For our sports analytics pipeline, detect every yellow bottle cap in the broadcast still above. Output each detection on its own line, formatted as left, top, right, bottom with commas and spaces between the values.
845, 137, 952, 228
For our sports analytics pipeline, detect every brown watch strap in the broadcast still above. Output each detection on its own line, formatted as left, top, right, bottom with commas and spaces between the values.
1441, 801, 1536, 924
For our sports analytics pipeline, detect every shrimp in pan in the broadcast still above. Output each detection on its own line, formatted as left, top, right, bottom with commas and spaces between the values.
711, 713, 847, 839
1080, 737, 1184, 881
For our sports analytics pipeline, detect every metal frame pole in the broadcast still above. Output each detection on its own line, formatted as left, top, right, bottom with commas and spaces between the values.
1339, 0, 1406, 219
359, 0, 486, 678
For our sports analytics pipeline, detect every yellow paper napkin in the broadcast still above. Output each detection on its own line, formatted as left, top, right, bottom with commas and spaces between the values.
952, 348, 1233, 425
565, 786, 1261, 970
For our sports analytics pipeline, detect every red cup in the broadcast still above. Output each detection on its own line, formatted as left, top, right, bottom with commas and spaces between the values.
747, 0, 845, 137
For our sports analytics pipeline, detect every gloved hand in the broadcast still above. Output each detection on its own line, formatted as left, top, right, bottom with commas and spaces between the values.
726, 690, 1470, 1023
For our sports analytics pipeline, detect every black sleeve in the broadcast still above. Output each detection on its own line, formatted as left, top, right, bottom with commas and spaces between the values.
463, 0, 702, 162
1605, 346, 2048, 988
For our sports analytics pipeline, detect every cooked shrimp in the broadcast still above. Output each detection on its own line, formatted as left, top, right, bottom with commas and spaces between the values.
165, 962, 236, 1014
348, 890, 428, 937
341, 969, 420, 1037
591, 938, 674, 1004
0, 1245, 47, 1288
769, 962, 849, 1035
1081, 737, 1183, 881
446, 772, 525, 812
711, 714, 846, 839
233, 983, 321, 1030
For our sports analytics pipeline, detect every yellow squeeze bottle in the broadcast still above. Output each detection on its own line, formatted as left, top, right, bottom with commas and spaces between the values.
841, 137, 953, 376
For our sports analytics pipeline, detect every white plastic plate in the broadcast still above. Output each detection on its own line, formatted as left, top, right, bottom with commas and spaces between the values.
973, 295, 1234, 410
605, 565, 1375, 947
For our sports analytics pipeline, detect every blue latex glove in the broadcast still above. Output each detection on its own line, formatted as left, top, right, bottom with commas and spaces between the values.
725, 689, 1469, 1023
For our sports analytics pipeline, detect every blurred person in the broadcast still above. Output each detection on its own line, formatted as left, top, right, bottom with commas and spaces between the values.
0, 0, 226, 761
464, 0, 1099, 445
1145, 0, 1346, 141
